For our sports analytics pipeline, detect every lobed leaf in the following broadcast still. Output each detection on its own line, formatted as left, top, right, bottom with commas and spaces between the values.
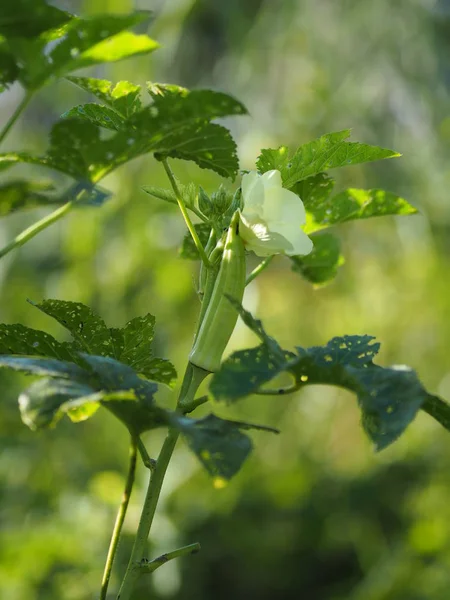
210, 303, 434, 450
61, 104, 126, 131
109, 315, 177, 387
290, 232, 344, 285
67, 76, 142, 118
257, 130, 400, 188
304, 187, 417, 234
31, 299, 176, 386
0, 323, 79, 362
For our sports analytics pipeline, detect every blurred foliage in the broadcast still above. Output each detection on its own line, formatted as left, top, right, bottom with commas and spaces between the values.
1, 0, 450, 599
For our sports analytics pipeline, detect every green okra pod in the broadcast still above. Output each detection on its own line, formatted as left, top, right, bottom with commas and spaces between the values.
189, 211, 246, 373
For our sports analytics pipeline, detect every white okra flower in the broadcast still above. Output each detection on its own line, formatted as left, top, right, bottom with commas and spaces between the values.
239, 169, 313, 257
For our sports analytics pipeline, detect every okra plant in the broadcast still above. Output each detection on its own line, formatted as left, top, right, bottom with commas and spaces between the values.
1, 2, 450, 599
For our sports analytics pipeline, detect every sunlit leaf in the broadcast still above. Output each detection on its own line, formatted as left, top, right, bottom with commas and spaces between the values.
304, 187, 417, 234
290, 232, 344, 285
6, 11, 157, 90
257, 130, 401, 188
66, 76, 142, 118
0, 94, 243, 181
19, 377, 102, 430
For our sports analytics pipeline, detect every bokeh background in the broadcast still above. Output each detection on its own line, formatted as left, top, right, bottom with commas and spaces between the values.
1, 0, 450, 598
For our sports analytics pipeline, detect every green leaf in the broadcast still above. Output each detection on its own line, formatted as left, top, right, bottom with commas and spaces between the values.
19, 377, 102, 430
290, 232, 344, 285
210, 344, 292, 402
6, 11, 158, 90
0, 44, 20, 91
175, 414, 253, 481
0, 104, 242, 182
304, 188, 417, 234
109, 315, 177, 387
0, 179, 59, 216
0, 0, 72, 38
31, 299, 113, 355
0, 323, 79, 362
142, 181, 198, 210
61, 104, 125, 131
257, 130, 401, 188
66, 76, 142, 118
2, 352, 165, 433
210, 302, 431, 450
30, 299, 176, 386
179, 223, 211, 259
0, 355, 90, 379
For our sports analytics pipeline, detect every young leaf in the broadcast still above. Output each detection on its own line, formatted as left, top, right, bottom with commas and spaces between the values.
179, 223, 211, 259
0, 180, 58, 216
257, 131, 401, 188
66, 76, 142, 118
290, 233, 344, 285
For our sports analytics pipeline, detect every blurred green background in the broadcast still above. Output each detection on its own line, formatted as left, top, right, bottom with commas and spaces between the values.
1, 0, 450, 598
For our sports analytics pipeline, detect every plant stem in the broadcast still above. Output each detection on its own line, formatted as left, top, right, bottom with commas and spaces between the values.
100, 437, 138, 600
246, 255, 274, 286
140, 542, 201, 574
0, 90, 33, 145
0, 201, 75, 260
117, 364, 208, 600
161, 158, 211, 268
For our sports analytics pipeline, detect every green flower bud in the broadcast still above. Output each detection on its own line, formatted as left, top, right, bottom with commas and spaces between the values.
211, 184, 233, 215
198, 186, 212, 216
189, 211, 246, 373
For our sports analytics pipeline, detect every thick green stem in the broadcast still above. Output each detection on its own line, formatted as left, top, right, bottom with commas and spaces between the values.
117, 364, 208, 600
100, 437, 137, 600
0, 90, 33, 145
161, 158, 211, 268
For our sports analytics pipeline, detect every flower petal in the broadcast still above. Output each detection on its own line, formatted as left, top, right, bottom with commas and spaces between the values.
239, 212, 293, 257
262, 187, 306, 225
